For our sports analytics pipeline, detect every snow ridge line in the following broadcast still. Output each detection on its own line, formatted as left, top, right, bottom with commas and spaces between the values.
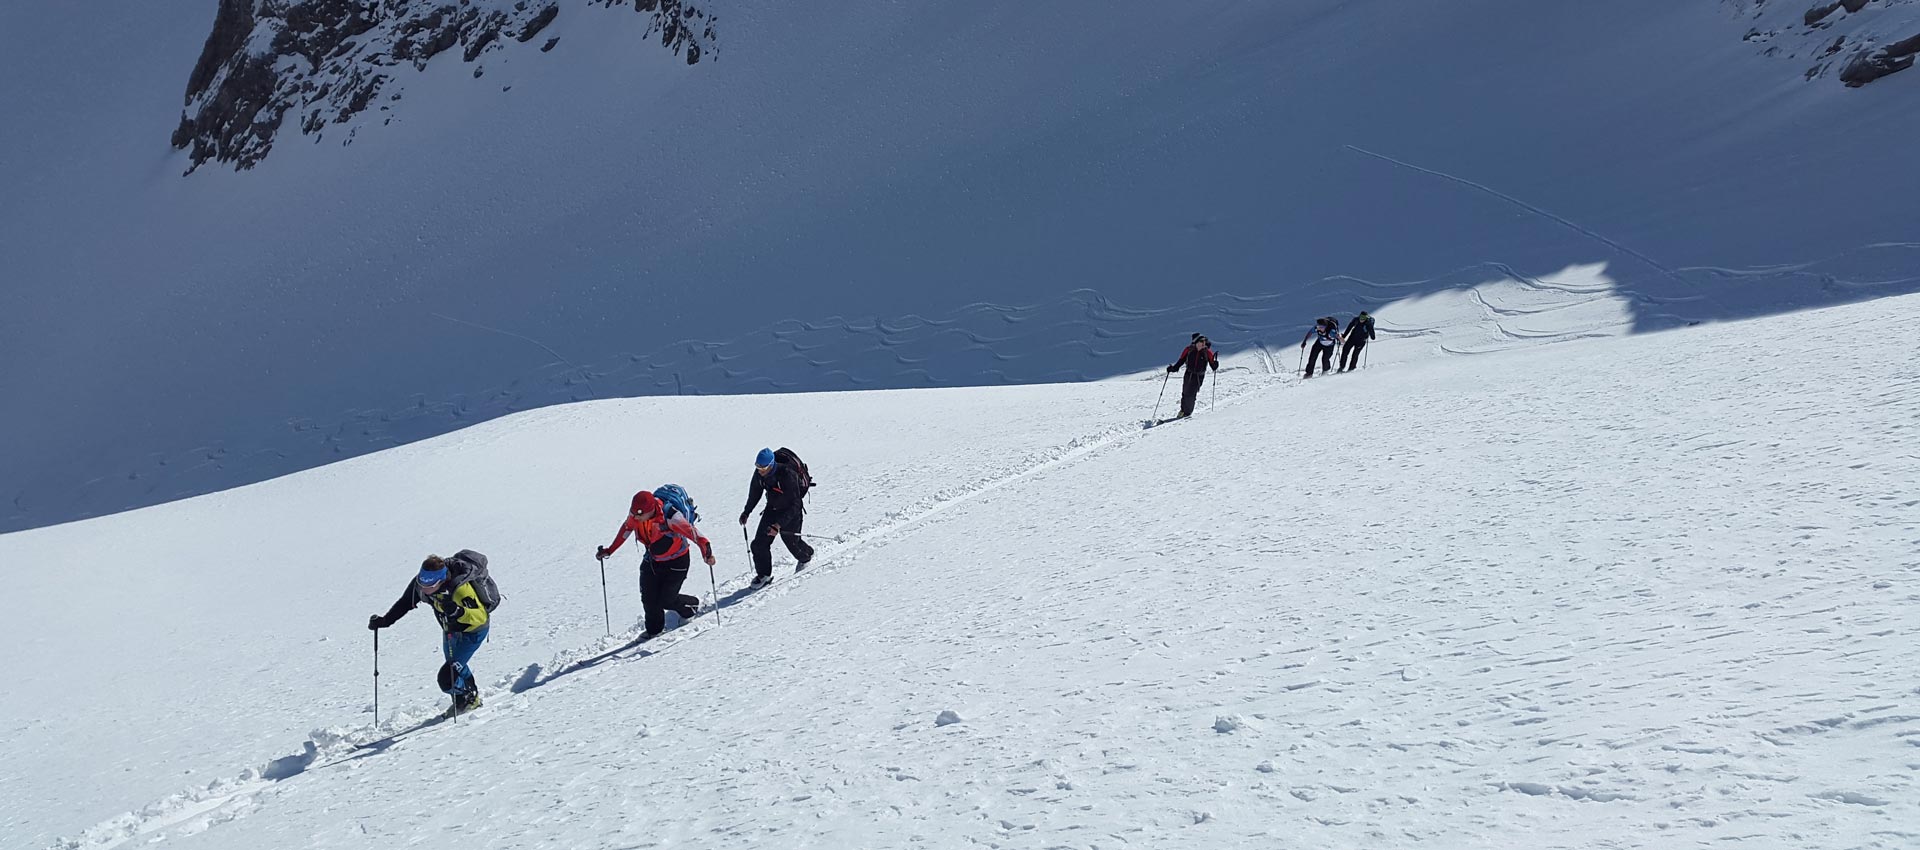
49, 371, 1291, 850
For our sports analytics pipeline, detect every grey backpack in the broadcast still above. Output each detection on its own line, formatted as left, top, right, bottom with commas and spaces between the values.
449, 549, 502, 611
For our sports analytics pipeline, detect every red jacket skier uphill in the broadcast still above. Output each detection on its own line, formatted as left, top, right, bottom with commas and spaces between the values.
1166, 333, 1219, 418
597, 491, 715, 638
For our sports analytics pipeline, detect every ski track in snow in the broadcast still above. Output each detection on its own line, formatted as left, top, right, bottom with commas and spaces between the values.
48, 372, 1290, 850
44, 293, 1920, 849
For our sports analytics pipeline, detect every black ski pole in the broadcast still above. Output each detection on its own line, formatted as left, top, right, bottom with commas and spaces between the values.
1151, 371, 1169, 422
372, 629, 380, 725
1297, 346, 1306, 376
597, 554, 611, 636
707, 559, 722, 626
1210, 371, 1217, 412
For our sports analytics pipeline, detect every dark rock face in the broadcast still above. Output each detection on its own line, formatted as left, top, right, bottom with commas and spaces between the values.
1840, 31, 1920, 85
172, 0, 718, 174
1734, 0, 1920, 87
600, 0, 718, 65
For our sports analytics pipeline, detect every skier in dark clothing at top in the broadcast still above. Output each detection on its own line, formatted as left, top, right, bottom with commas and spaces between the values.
1339, 310, 1376, 373
1166, 333, 1219, 418
1301, 317, 1340, 378
740, 447, 813, 586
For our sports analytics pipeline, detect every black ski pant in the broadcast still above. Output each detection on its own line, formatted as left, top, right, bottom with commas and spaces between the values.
640, 554, 700, 635
1178, 370, 1207, 417
1339, 339, 1366, 371
1304, 343, 1335, 377
751, 511, 814, 577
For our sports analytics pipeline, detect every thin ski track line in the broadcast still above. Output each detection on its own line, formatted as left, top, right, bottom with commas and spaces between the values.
1343, 143, 1693, 290
52, 372, 1292, 850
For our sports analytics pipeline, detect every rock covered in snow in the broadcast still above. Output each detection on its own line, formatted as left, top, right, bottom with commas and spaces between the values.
1728, 0, 1920, 86
171, 0, 718, 173
934, 710, 963, 727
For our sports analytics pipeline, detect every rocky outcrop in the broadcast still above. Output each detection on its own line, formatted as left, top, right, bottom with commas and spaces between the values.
1732, 0, 1920, 87
172, 0, 718, 174
1840, 31, 1920, 84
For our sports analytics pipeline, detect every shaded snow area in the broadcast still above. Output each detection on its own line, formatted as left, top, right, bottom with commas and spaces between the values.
6, 294, 1916, 849
5, 0, 1920, 531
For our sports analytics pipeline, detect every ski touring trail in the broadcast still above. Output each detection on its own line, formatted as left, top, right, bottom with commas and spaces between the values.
47, 367, 1287, 850
37, 293, 1916, 850
14, 293, 1917, 850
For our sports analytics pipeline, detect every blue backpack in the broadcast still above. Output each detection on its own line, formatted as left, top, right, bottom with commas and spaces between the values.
653, 484, 700, 524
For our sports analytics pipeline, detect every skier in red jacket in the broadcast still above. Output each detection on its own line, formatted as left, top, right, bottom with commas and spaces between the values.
597, 491, 716, 638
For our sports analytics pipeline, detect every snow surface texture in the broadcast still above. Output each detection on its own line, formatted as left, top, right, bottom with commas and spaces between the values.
6, 293, 1917, 849
4, 0, 1920, 532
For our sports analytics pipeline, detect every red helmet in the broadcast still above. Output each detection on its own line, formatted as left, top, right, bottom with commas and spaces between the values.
630, 490, 661, 516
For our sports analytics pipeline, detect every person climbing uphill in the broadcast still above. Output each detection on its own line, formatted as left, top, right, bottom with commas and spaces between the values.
1340, 310, 1376, 372
739, 447, 814, 586
1166, 333, 1219, 418
598, 490, 716, 639
1301, 317, 1340, 378
368, 550, 501, 717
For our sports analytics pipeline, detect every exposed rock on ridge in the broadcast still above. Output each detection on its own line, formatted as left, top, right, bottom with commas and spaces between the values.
1732, 0, 1919, 86
172, 0, 718, 174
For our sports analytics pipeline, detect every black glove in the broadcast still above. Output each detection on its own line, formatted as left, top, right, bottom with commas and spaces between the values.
738, 511, 750, 526
595, 545, 609, 561
368, 614, 387, 631
1166, 364, 1177, 373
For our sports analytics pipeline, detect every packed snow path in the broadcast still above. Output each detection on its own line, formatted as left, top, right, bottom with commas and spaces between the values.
14, 294, 1920, 849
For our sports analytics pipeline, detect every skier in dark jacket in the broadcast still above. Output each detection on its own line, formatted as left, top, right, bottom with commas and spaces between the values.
1339, 310, 1376, 373
739, 447, 812, 586
598, 490, 715, 638
368, 551, 495, 716
1300, 317, 1340, 378
1165, 333, 1219, 418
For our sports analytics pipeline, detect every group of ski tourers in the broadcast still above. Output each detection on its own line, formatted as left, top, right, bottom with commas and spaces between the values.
367, 447, 815, 717
366, 311, 1380, 719
1161, 310, 1378, 420
1301, 310, 1376, 377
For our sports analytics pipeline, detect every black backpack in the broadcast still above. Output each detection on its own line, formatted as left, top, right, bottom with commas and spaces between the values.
449, 549, 502, 611
773, 447, 814, 497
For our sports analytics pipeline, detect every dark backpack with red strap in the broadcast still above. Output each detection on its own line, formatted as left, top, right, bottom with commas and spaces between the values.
773, 447, 814, 497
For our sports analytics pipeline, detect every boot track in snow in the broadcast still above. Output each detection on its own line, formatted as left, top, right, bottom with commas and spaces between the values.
51, 370, 1289, 850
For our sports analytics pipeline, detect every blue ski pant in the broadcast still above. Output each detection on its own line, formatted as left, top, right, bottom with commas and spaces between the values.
438, 625, 489, 697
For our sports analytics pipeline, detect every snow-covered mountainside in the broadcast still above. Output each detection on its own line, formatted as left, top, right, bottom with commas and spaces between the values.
4, 0, 1919, 535
4, 293, 1915, 850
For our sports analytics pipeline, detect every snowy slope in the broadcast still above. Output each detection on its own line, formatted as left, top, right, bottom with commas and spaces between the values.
8, 293, 1916, 849
5, 0, 1920, 531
